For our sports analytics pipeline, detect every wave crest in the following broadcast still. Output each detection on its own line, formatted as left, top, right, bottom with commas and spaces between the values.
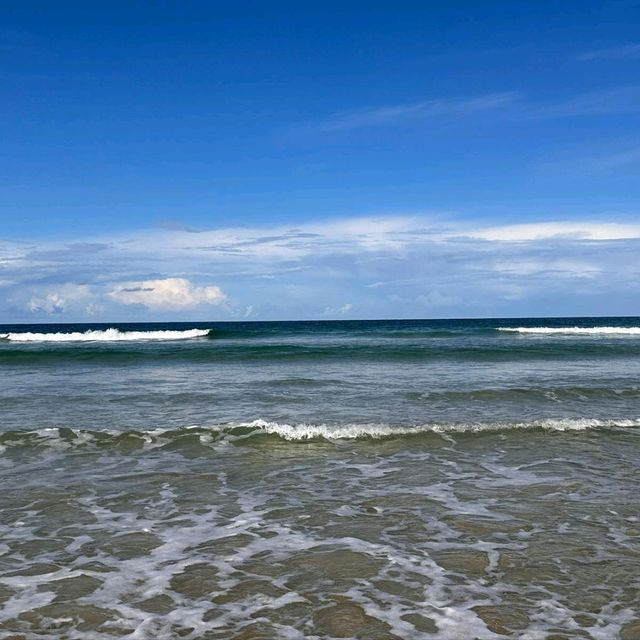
0, 418, 638, 454
240, 418, 640, 439
498, 326, 640, 336
0, 328, 211, 342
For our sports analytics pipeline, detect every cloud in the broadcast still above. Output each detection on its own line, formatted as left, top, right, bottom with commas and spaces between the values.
491, 259, 602, 278
2, 214, 640, 321
109, 277, 227, 309
588, 145, 640, 170
29, 292, 66, 314
27, 284, 93, 315
317, 92, 519, 131
529, 86, 640, 119
324, 303, 353, 316
466, 222, 640, 242
303, 85, 640, 136
578, 43, 640, 61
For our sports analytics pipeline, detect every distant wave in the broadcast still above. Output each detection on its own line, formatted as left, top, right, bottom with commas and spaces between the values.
1, 418, 638, 454
0, 328, 211, 342
498, 326, 640, 335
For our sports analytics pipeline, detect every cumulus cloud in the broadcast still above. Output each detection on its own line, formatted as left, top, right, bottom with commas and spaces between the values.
109, 278, 227, 309
28, 292, 66, 314
27, 284, 93, 315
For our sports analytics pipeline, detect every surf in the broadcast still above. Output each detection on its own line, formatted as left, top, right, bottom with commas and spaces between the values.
0, 328, 211, 342
498, 326, 640, 335
2, 418, 639, 455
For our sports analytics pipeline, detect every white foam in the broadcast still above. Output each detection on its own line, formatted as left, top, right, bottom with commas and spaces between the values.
498, 326, 640, 335
234, 417, 640, 440
0, 328, 210, 342
0, 419, 637, 456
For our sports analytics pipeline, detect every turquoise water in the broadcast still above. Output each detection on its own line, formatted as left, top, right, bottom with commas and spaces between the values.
1, 318, 639, 638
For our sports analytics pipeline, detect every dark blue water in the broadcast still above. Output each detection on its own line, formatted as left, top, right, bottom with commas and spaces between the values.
1, 317, 639, 431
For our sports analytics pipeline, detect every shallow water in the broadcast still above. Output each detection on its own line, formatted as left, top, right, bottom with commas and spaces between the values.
1, 318, 639, 639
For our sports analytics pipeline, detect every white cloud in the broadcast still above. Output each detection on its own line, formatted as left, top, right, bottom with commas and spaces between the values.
109, 277, 227, 309
27, 284, 92, 315
491, 259, 602, 278
29, 292, 66, 314
466, 222, 640, 242
324, 303, 353, 316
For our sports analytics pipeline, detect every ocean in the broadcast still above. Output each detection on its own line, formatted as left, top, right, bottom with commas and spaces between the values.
0, 318, 639, 639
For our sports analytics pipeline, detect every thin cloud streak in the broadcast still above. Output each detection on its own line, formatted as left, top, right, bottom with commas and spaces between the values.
588, 145, 640, 170
318, 92, 520, 131
310, 85, 640, 134
529, 86, 640, 119
578, 43, 640, 61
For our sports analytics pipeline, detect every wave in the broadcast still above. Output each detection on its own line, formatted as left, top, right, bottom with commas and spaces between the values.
1, 418, 638, 454
235, 417, 640, 439
0, 328, 211, 342
498, 326, 640, 336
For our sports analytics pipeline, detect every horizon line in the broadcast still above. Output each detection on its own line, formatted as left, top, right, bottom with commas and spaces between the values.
1, 313, 639, 327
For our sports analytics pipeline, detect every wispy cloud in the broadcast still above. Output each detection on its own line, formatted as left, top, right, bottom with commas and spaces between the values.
318, 92, 519, 131
529, 85, 640, 119
324, 303, 353, 317
309, 85, 640, 134
588, 145, 640, 170
579, 43, 640, 61
467, 221, 640, 242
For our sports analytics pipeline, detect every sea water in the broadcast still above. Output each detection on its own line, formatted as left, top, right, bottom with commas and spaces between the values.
1, 318, 639, 639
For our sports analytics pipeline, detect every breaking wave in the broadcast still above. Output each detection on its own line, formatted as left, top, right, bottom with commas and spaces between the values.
232, 417, 640, 439
1, 418, 638, 453
0, 328, 211, 342
498, 326, 640, 336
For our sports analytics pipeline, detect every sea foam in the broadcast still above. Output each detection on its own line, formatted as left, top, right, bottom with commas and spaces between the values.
498, 326, 640, 335
237, 417, 640, 439
0, 328, 210, 342
1, 418, 638, 452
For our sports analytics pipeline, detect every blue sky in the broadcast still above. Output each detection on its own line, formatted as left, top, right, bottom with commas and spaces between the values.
1, 0, 640, 321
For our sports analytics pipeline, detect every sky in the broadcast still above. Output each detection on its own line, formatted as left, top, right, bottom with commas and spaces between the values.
1, 0, 640, 322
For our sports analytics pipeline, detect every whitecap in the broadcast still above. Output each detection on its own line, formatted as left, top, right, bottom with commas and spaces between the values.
498, 326, 640, 335
0, 328, 210, 342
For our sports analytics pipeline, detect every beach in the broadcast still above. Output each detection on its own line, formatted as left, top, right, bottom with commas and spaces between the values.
1, 318, 639, 638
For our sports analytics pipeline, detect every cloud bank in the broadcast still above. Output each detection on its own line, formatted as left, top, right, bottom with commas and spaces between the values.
1, 215, 639, 321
